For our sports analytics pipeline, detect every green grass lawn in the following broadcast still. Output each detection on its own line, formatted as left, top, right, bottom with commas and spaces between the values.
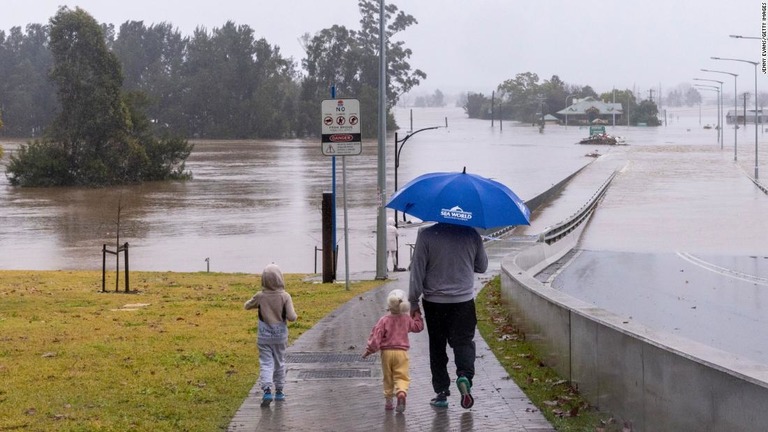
0, 270, 624, 431
0, 270, 382, 431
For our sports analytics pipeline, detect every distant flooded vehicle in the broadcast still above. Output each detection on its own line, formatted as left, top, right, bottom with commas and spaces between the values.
578, 133, 626, 145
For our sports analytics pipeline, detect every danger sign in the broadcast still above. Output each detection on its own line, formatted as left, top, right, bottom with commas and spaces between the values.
321, 99, 361, 156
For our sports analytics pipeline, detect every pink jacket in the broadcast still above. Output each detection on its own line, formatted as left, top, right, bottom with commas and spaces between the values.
365, 313, 424, 353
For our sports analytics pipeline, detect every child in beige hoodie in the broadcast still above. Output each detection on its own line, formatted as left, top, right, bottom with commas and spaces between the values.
244, 263, 298, 406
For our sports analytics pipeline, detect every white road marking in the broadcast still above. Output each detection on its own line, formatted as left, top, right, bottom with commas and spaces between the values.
676, 252, 768, 286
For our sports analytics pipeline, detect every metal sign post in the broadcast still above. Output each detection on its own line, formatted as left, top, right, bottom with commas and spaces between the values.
321, 98, 362, 290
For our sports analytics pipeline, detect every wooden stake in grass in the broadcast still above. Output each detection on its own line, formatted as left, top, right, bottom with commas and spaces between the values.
115, 194, 122, 292
101, 194, 130, 293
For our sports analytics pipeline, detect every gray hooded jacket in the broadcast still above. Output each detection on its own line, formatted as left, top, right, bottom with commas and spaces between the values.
244, 264, 298, 344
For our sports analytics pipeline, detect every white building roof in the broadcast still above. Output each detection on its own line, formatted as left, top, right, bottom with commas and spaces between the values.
556, 96, 623, 116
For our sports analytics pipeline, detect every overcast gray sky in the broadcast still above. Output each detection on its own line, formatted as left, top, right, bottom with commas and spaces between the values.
2, 0, 766, 98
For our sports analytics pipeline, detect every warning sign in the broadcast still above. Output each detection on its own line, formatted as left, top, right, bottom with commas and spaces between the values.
321, 99, 361, 156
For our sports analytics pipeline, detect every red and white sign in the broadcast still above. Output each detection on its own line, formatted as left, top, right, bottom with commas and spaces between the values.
321, 99, 361, 156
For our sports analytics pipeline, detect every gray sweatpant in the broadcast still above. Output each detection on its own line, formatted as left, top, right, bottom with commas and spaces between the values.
258, 342, 287, 390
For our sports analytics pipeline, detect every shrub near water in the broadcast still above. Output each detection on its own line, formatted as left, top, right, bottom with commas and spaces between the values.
0, 270, 382, 431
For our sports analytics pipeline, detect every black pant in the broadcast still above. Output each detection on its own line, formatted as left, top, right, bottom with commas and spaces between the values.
423, 299, 476, 394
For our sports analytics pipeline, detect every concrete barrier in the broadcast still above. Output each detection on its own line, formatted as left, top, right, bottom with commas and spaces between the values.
499, 187, 768, 431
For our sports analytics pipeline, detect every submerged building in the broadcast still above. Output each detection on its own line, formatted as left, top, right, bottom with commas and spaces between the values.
557, 96, 624, 126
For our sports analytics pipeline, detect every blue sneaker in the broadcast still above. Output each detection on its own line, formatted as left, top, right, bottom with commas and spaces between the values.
261, 388, 273, 407
275, 389, 286, 402
456, 377, 474, 409
430, 391, 449, 408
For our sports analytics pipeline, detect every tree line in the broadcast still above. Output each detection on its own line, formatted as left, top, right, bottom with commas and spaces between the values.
463, 72, 661, 126
0, 1, 424, 141
0, 2, 425, 186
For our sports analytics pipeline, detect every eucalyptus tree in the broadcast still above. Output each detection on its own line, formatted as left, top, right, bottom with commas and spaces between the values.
6, 7, 192, 186
463, 92, 491, 119
181, 22, 296, 138
497, 72, 541, 121
0, 24, 57, 137
249, 39, 300, 138
113, 21, 188, 135
299, 0, 426, 137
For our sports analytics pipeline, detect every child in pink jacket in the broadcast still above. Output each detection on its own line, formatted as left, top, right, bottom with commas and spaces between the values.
363, 288, 424, 413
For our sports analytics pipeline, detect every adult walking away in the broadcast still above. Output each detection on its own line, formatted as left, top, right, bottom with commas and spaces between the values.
408, 222, 488, 409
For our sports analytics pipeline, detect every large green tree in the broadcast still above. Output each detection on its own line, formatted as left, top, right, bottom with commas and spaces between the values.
497, 72, 540, 121
6, 7, 192, 187
299, 0, 426, 137
112, 21, 188, 135
178, 22, 298, 139
0, 24, 57, 136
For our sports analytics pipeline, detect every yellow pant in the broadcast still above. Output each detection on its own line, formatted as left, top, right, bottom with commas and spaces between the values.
380, 349, 410, 399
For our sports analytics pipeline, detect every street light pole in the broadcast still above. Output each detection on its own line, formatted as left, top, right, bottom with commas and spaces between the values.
375, 0, 387, 280
702, 68, 738, 161
712, 57, 760, 179
693, 78, 724, 148
693, 84, 721, 146
564, 94, 576, 127
393, 126, 440, 225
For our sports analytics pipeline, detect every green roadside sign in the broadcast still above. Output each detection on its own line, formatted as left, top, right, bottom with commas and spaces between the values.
589, 125, 606, 136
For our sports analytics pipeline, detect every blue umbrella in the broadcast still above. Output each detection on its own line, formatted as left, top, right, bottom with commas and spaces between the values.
386, 168, 530, 229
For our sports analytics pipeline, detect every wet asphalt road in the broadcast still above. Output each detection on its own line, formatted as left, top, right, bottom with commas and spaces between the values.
548, 139, 768, 365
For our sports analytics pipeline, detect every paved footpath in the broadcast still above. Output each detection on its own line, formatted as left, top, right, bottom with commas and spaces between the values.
227, 270, 555, 432
227, 155, 623, 432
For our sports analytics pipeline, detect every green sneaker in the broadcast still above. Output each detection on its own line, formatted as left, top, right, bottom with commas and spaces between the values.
457, 376, 474, 409
430, 391, 449, 408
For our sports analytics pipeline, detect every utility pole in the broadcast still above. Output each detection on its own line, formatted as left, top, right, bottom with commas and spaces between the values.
743, 93, 749, 127
375, 0, 387, 280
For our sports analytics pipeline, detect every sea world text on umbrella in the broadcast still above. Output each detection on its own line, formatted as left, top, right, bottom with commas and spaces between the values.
386, 169, 531, 230
441, 206, 472, 222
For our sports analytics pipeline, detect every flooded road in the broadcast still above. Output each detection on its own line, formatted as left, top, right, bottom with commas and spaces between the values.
548, 114, 768, 364
0, 107, 595, 274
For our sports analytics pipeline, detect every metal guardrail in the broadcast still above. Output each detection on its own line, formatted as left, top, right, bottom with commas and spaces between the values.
748, 176, 768, 195
537, 170, 618, 245
483, 224, 518, 240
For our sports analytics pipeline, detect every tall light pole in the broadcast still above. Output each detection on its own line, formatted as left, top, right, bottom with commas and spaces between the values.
693, 84, 721, 146
375, 0, 387, 279
702, 68, 738, 161
712, 56, 760, 179
693, 78, 724, 148
564, 94, 576, 127
394, 126, 441, 224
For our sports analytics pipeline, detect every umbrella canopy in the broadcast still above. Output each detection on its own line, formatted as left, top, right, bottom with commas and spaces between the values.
386, 168, 531, 229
